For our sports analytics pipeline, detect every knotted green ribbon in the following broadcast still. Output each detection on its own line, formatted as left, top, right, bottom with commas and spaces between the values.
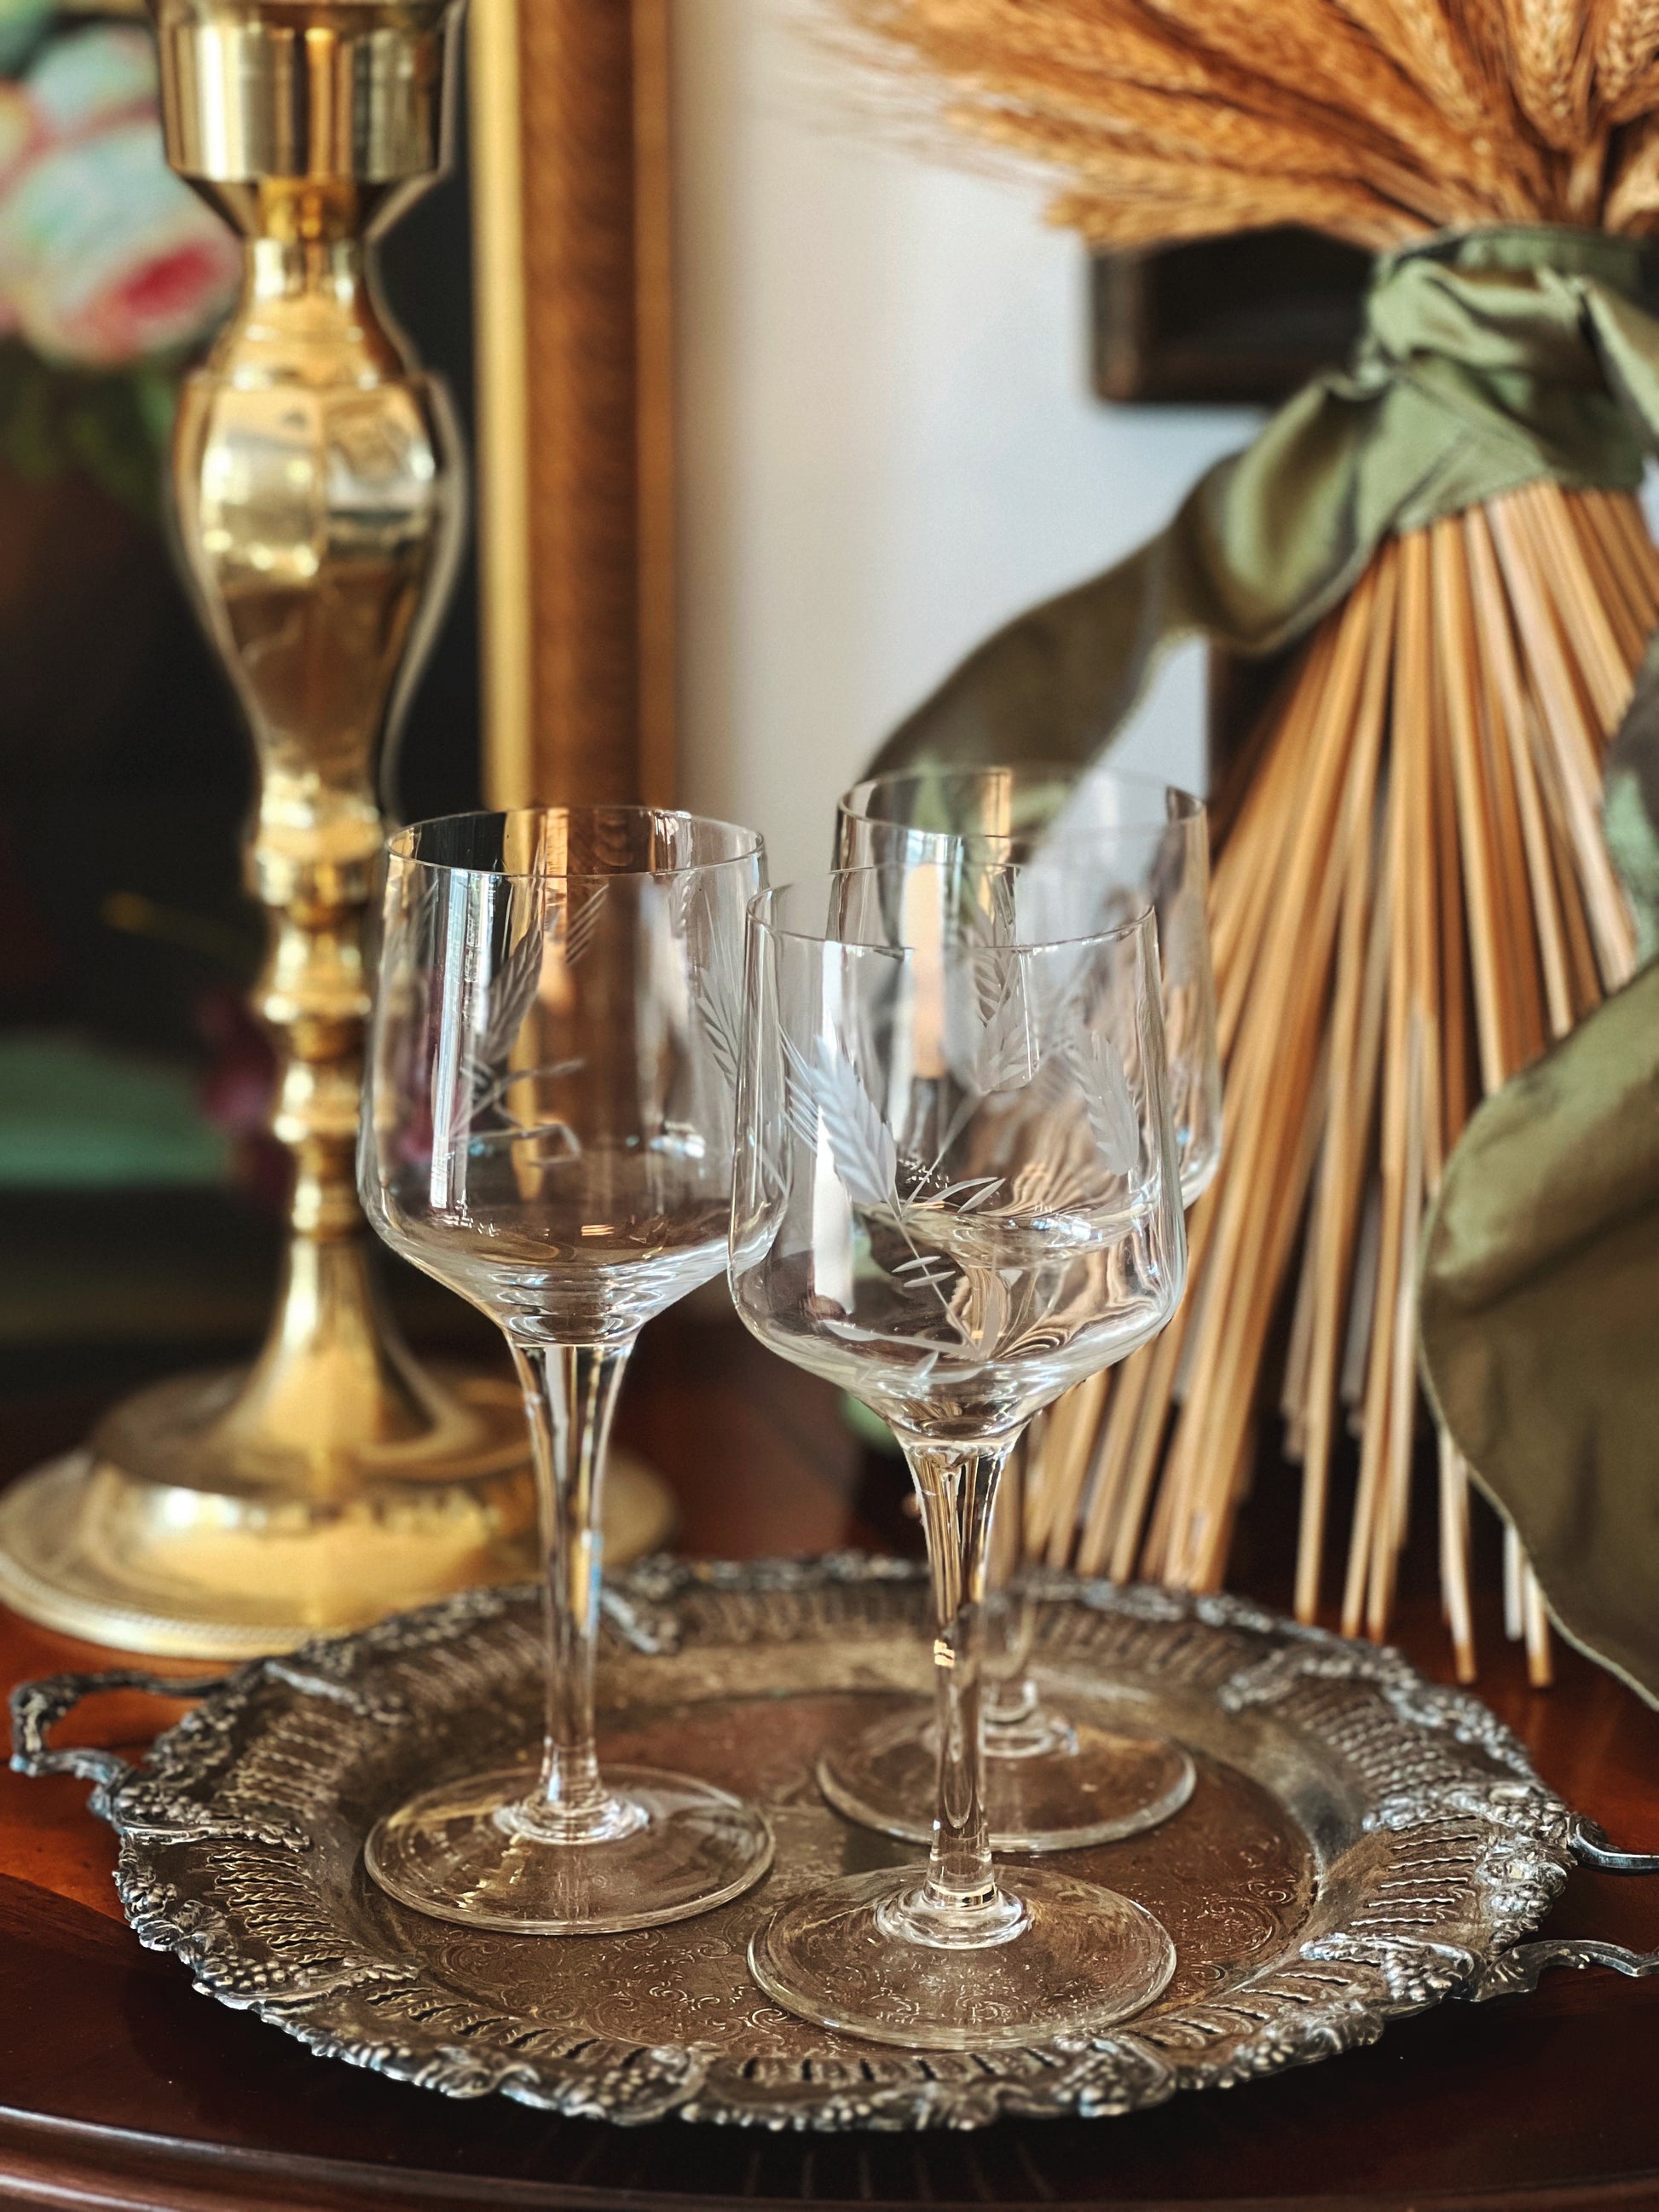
874, 224, 1659, 773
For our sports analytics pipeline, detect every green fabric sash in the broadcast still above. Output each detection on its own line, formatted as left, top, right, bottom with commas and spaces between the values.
874, 225, 1659, 773
1422, 662, 1659, 1703
1419, 961, 1659, 1703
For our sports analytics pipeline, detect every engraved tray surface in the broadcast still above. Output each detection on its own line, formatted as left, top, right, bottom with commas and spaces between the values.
14, 1558, 1591, 2132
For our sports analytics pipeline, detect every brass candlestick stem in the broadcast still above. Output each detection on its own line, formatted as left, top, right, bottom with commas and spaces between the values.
0, 0, 672, 1658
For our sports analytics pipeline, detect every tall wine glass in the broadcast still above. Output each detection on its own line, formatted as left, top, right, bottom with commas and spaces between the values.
359, 807, 774, 1933
731, 863, 1187, 2048
824, 765, 1220, 1850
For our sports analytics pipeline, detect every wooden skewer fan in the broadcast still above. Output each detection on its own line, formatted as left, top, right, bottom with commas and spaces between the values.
1028, 484, 1646, 1679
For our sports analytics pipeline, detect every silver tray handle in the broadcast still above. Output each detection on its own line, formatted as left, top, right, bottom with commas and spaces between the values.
1570, 1816, 1659, 1876
1473, 1813, 1659, 1999
9, 1668, 228, 1823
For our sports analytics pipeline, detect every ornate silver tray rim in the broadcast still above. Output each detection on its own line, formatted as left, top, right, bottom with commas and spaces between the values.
13, 1555, 1659, 2134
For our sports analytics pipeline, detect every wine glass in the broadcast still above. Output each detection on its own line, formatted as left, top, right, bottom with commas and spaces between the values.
358, 807, 774, 1933
822, 765, 1219, 1851
731, 862, 1187, 2048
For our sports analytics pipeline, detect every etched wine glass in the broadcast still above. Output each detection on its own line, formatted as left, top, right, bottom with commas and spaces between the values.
823, 765, 1219, 1851
731, 862, 1187, 2047
358, 807, 774, 1933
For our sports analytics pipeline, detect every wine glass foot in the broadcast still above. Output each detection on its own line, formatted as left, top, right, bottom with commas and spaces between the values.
818, 1703, 1194, 1853
749, 1863, 1176, 2050
366, 1762, 774, 1934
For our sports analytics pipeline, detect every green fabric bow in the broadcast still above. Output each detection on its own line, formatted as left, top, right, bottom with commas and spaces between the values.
873, 225, 1659, 774
870, 221, 1659, 1701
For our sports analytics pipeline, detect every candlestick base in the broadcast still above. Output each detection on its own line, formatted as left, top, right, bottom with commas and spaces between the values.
0, 1369, 675, 1659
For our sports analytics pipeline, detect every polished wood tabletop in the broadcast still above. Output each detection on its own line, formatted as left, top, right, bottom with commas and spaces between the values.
3, 1300, 1658, 2211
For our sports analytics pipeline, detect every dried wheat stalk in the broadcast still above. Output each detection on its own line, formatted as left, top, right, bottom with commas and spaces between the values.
1598, 0, 1659, 119
1046, 178, 1425, 252
835, 0, 1659, 241
1505, 0, 1593, 147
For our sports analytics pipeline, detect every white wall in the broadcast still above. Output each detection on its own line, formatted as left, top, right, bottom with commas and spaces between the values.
672, 0, 1263, 887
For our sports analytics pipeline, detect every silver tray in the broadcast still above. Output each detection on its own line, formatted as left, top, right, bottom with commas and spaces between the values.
13, 1556, 1659, 2133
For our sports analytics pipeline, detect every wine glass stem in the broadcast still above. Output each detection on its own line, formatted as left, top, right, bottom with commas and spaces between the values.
902, 1435, 1019, 1931
983, 1438, 1038, 1731
984, 1654, 1039, 1730
509, 1336, 637, 1842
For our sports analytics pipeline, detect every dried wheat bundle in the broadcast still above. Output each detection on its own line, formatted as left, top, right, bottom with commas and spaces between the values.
835, 0, 1659, 243
839, 0, 1657, 1672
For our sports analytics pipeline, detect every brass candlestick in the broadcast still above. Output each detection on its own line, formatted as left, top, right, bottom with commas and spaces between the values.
0, 0, 673, 1658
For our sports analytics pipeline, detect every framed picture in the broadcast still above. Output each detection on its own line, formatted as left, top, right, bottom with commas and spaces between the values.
469, 0, 676, 810
1092, 227, 1371, 407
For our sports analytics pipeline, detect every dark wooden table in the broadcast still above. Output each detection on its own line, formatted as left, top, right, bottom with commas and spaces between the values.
3, 1302, 1659, 2210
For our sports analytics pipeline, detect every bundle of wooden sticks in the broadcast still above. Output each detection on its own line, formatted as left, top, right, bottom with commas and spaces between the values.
1026, 484, 1646, 1680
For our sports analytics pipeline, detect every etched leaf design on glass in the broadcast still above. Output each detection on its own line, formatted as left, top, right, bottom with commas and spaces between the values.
780, 1038, 823, 1158
892, 1249, 960, 1295
950, 1268, 1010, 1353
559, 882, 608, 967
952, 863, 1017, 959
431, 885, 549, 1208
468, 1060, 587, 1158
684, 875, 744, 1089
477, 897, 548, 1072
780, 1035, 898, 1209
916, 1175, 1003, 1215
1068, 1031, 1140, 1177
942, 940, 1044, 1100
470, 881, 604, 1094
432, 880, 606, 1198
970, 974, 1042, 1094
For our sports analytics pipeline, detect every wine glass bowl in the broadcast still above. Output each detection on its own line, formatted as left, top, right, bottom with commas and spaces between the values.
731, 863, 1186, 2048
731, 869, 1183, 1441
359, 806, 773, 1934
367, 807, 750, 1341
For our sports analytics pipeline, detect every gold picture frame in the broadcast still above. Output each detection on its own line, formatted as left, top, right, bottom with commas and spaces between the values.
469, 0, 676, 809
